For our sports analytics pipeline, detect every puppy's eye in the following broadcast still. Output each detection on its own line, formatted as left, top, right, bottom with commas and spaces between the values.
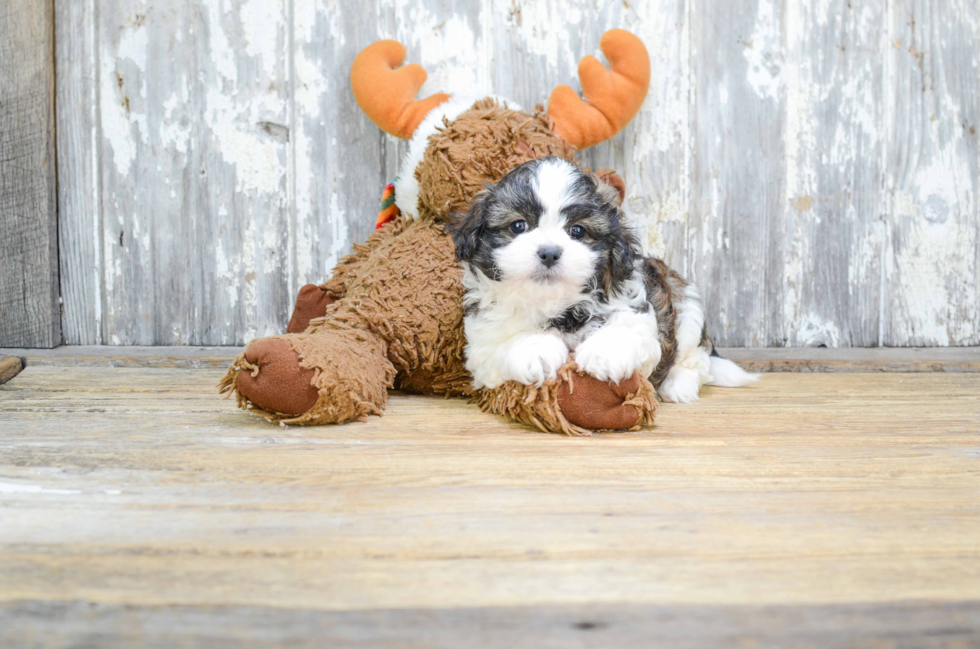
568, 224, 586, 240
510, 220, 528, 234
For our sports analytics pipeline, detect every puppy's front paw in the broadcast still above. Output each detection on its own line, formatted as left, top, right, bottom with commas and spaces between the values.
658, 367, 702, 403
499, 334, 569, 386
575, 327, 646, 383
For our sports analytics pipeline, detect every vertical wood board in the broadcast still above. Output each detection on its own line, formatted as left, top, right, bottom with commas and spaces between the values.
0, 0, 61, 348
56, 0, 102, 345
690, 0, 784, 346
771, 0, 885, 347
882, 0, 980, 346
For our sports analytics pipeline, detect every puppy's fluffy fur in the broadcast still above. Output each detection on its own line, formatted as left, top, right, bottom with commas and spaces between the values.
450, 157, 758, 403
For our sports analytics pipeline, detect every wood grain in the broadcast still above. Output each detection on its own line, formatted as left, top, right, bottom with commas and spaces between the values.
55, 0, 102, 345
721, 345, 980, 373
690, 0, 782, 347
3, 600, 979, 649
0, 0, 60, 348
773, 0, 885, 347
1, 365, 979, 645
94, 0, 292, 345
882, 0, 980, 346
0, 345, 241, 368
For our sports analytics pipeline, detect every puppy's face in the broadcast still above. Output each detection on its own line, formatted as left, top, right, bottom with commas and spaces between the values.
452, 157, 635, 300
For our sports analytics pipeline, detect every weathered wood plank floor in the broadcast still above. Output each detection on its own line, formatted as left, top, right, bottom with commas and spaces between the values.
1, 356, 979, 647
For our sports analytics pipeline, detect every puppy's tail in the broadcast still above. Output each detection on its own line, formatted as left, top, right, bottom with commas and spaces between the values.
707, 350, 760, 387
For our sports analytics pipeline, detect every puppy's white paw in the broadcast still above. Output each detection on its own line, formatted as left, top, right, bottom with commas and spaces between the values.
498, 334, 569, 386
575, 327, 645, 383
659, 367, 702, 403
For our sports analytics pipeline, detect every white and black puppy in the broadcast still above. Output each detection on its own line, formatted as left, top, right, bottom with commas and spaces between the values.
450, 156, 758, 402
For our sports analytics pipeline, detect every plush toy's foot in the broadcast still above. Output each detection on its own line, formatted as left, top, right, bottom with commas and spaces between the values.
219, 330, 395, 425
286, 284, 337, 333
235, 339, 319, 415
477, 364, 657, 436
557, 371, 651, 431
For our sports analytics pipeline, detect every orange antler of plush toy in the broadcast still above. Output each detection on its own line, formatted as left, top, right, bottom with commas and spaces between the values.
351, 40, 451, 139
547, 29, 651, 150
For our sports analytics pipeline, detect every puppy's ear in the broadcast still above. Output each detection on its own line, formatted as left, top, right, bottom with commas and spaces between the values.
608, 226, 638, 287
449, 189, 489, 261
594, 169, 626, 206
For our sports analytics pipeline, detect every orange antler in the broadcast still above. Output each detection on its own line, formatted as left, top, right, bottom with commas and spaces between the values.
350, 41, 451, 139
547, 30, 651, 150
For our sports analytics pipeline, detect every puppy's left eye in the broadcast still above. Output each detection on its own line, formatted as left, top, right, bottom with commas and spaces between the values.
568, 224, 586, 240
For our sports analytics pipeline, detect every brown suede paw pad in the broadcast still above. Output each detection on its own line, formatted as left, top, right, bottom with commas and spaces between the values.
235, 338, 319, 416
558, 371, 649, 431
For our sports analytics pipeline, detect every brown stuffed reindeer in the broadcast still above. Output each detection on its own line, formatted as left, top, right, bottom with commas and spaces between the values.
219, 30, 657, 435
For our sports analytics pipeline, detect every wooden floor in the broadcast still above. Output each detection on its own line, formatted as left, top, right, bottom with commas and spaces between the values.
1, 350, 979, 647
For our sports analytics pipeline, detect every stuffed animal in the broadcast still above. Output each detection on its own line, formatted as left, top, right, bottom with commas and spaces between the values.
219, 29, 657, 435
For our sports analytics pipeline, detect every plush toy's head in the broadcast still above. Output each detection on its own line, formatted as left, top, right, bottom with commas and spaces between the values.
350, 30, 650, 223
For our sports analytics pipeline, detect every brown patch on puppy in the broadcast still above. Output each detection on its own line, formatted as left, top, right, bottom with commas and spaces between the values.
699, 324, 714, 355
642, 257, 690, 388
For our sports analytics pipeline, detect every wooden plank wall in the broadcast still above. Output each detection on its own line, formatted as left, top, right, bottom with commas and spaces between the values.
54, 0, 980, 347
0, 0, 61, 348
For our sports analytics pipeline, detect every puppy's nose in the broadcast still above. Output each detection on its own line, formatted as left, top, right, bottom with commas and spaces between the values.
537, 246, 563, 268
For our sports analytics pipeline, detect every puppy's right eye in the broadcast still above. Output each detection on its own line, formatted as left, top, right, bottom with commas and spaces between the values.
510, 220, 528, 234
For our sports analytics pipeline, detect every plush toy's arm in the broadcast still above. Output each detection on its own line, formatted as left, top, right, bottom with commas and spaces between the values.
285, 215, 412, 334
220, 327, 395, 425
478, 362, 657, 436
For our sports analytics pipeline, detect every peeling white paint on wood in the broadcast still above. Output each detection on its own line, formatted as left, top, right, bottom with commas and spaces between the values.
56, 0, 980, 347
882, 0, 980, 347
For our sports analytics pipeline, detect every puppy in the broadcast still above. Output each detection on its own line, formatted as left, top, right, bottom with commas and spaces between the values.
449, 156, 759, 403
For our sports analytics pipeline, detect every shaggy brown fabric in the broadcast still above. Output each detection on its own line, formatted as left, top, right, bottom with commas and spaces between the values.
477, 362, 657, 436
220, 329, 392, 425
417, 99, 576, 220
282, 328, 394, 424
221, 213, 468, 425
286, 284, 338, 334
305, 213, 471, 397
219, 221, 405, 424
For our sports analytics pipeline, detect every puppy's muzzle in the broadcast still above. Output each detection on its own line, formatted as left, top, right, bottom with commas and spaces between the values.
537, 246, 563, 269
